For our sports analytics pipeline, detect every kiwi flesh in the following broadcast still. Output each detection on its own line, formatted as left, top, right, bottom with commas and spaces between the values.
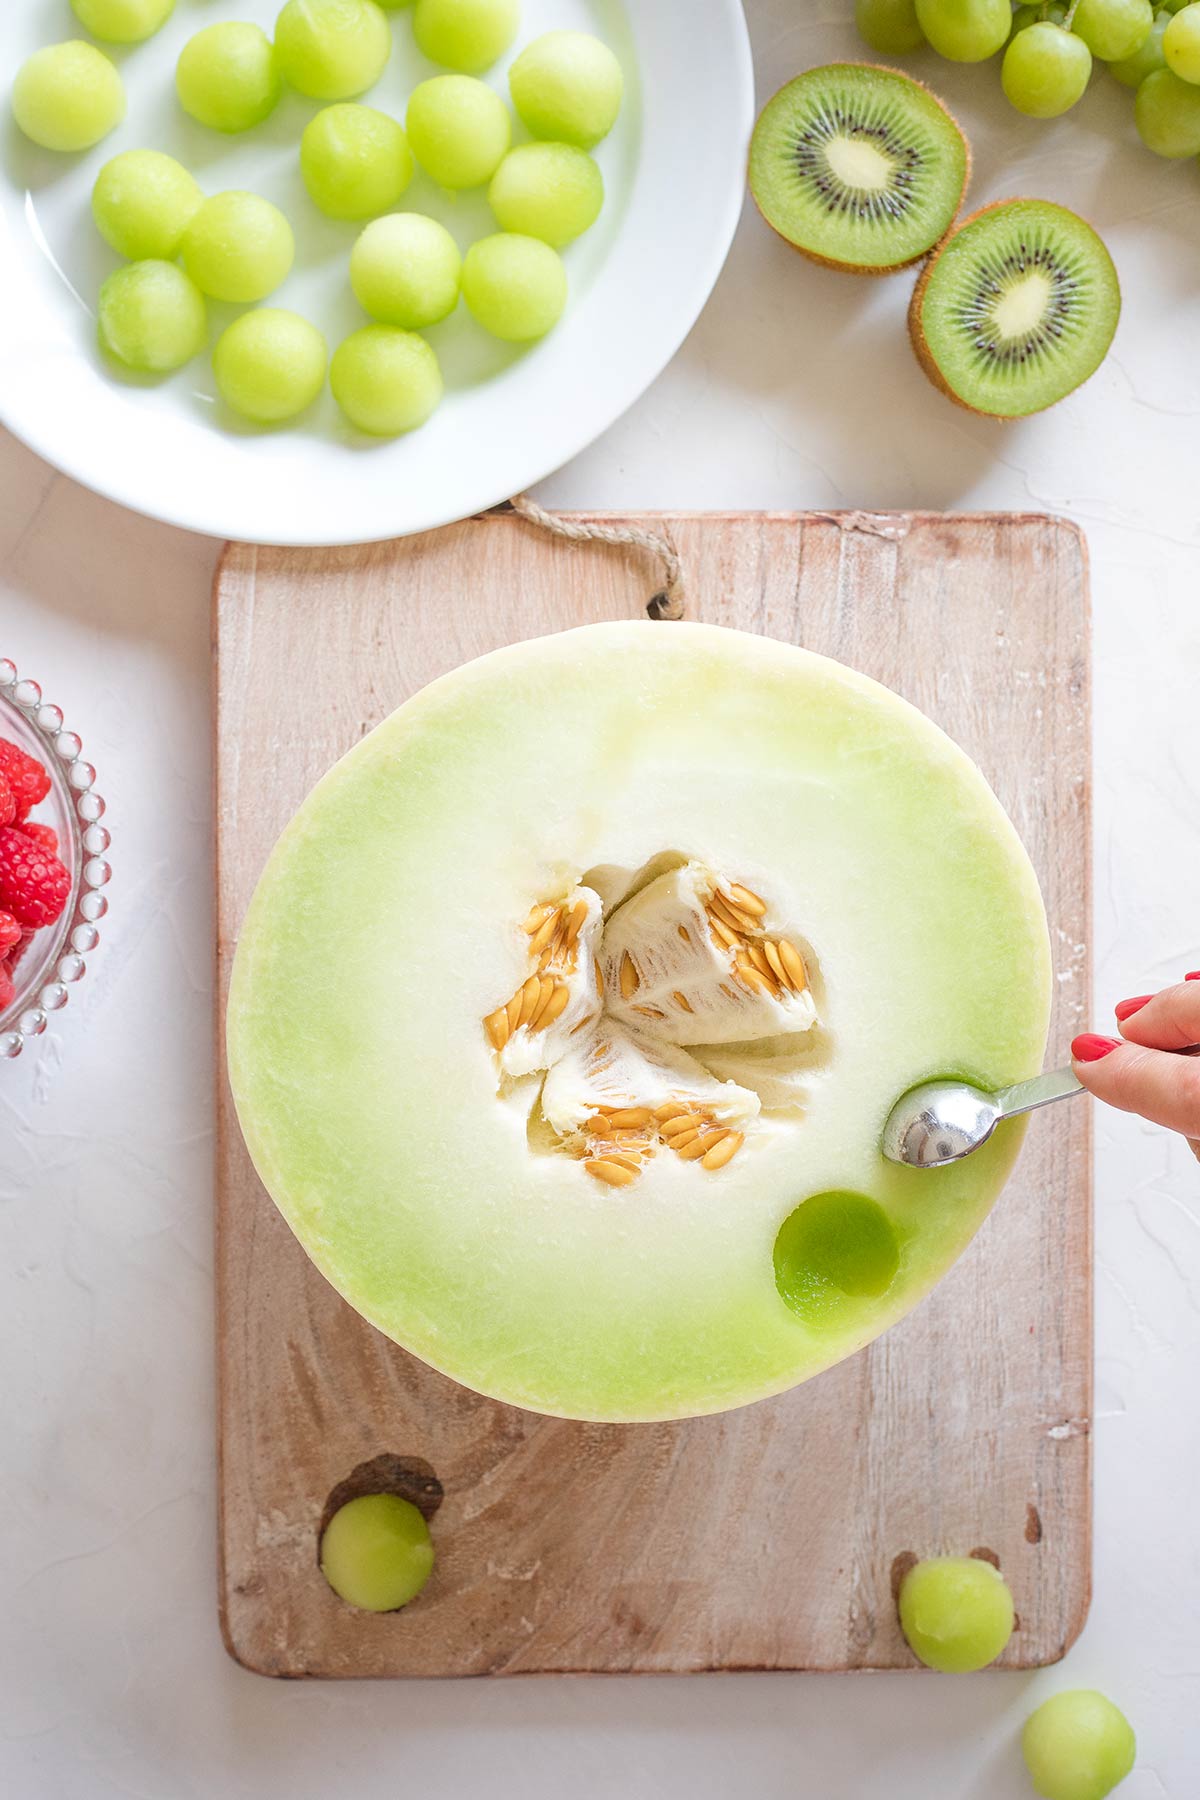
748, 64, 970, 274
909, 198, 1120, 418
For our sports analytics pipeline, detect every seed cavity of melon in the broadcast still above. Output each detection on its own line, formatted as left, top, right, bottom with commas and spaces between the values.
482, 859, 819, 1185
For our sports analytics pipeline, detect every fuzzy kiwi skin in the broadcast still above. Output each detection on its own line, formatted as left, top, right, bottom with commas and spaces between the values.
748, 63, 972, 277
908, 197, 1104, 420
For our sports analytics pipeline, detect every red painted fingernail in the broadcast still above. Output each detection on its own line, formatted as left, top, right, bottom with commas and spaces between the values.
1072, 1034, 1123, 1062
1187, 972, 1200, 981
1114, 995, 1152, 1022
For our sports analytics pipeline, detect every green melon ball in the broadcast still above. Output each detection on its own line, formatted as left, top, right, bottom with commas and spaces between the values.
214, 308, 328, 424
12, 42, 125, 153
461, 232, 566, 341
275, 0, 392, 101
1022, 1691, 1136, 1800
350, 212, 461, 327
181, 191, 295, 303
509, 31, 623, 149
488, 141, 603, 246
70, 0, 174, 45
301, 104, 414, 220
176, 23, 282, 134
897, 1556, 1015, 1673
331, 325, 443, 433
405, 74, 511, 188
91, 149, 203, 260
97, 260, 207, 373
413, 0, 519, 72
319, 1494, 434, 1610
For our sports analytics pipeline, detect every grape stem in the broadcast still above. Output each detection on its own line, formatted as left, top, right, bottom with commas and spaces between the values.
1063, 0, 1082, 25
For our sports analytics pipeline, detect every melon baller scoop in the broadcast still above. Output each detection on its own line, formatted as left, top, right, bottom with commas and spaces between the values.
882, 1046, 1200, 1170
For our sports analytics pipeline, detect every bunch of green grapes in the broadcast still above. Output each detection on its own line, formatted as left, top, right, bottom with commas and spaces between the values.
856, 0, 1200, 150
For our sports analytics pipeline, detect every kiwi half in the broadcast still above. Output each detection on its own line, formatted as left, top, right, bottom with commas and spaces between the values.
909, 198, 1121, 418
748, 64, 970, 274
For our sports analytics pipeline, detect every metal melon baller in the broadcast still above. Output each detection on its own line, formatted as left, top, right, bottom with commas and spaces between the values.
882, 1047, 1200, 1170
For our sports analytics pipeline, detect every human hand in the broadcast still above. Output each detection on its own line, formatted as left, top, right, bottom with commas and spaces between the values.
1072, 974, 1200, 1161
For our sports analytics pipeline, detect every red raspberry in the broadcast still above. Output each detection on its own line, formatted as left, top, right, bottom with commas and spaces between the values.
0, 958, 13, 1013
0, 771, 13, 829
0, 910, 19, 955
0, 826, 71, 928
0, 738, 51, 822
18, 820, 58, 857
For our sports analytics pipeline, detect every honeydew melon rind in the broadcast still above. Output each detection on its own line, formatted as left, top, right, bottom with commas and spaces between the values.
228, 622, 1051, 1423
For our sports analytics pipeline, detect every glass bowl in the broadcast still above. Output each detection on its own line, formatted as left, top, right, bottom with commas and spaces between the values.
0, 657, 111, 1059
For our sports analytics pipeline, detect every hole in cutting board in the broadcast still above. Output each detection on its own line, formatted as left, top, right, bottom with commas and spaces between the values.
317, 1453, 445, 1559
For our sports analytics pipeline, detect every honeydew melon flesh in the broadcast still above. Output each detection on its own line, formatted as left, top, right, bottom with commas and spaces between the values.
227, 622, 1051, 1423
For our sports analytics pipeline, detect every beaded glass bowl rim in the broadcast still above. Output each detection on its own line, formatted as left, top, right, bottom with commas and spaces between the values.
0, 658, 111, 1060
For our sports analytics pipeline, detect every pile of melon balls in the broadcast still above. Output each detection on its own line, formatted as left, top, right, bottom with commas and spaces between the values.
10, 1, 623, 435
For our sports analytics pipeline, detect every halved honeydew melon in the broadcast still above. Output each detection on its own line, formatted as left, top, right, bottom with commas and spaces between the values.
227, 622, 1051, 1423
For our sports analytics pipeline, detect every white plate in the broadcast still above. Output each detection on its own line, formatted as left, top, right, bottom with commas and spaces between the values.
0, 1, 753, 545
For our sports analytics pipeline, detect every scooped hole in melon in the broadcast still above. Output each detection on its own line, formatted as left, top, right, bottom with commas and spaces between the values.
773, 1191, 901, 1323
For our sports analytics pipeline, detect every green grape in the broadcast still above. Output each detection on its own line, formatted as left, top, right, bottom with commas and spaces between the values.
213, 309, 328, 424
913, 0, 1011, 60
181, 192, 295, 303
275, 0, 392, 101
488, 142, 603, 246
301, 104, 414, 219
406, 75, 511, 188
92, 150, 203, 262
97, 261, 207, 373
12, 42, 125, 153
1002, 21, 1092, 114
1108, 8, 1169, 84
1022, 1691, 1136, 1800
508, 32, 623, 148
1072, 0, 1153, 60
461, 232, 566, 341
176, 24, 281, 134
70, 0, 174, 45
897, 1556, 1014, 1673
413, 0, 519, 72
319, 1495, 435, 1610
855, 0, 926, 52
350, 212, 461, 327
1164, 4, 1200, 81
331, 326, 443, 434
1135, 64, 1200, 151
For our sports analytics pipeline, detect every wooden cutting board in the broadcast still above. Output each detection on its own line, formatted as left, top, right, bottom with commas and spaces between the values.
214, 509, 1092, 1679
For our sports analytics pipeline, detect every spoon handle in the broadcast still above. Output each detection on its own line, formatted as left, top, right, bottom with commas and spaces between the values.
993, 1043, 1200, 1122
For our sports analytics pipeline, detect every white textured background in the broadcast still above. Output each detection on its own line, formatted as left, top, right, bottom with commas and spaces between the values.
3, 1, 1199, 1794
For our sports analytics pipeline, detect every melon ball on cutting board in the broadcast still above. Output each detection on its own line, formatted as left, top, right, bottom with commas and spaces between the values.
97, 261, 208, 373
12, 42, 125, 153
214, 310, 328, 424
331, 325, 443, 433
350, 214, 462, 328
176, 23, 282, 133
181, 192, 296, 304
320, 1494, 434, 1611
275, 0, 392, 101
461, 232, 567, 340
509, 31, 623, 148
92, 150, 203, 261
300, 105, 414, 220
